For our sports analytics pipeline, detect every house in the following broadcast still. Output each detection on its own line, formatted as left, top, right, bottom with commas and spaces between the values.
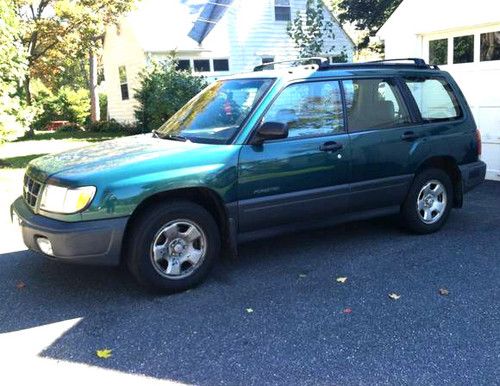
102, 0, 355, 124
378, 0, 500, 181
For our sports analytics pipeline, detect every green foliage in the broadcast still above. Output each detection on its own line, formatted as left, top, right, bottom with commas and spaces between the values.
0, 0, 28, 142
32, 85, 90, 130
99, 94, 108, 121
57, 123, 84, 133
335, 0, 402, 49
287, 0, 340, 58
85, 119, 141, 135
134, 60, 208, 131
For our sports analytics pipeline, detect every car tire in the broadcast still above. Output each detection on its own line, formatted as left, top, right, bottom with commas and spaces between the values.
401, 168, 454, 234
126, 201, 221, 292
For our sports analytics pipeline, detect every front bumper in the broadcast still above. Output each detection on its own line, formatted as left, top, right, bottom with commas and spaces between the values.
11, 197, 128, 266
459, 161, 487, 193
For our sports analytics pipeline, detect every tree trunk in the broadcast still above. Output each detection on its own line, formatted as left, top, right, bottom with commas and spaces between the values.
24, 74, 35, 138
89, 50, 100, 123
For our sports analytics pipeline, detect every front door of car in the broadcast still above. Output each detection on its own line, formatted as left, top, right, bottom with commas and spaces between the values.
237, 80, 351, 233
342, 77, 427, 212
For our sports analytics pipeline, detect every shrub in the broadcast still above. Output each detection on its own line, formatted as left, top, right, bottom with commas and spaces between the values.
57, 123, 84, 133
32, 85, 90, 130
85, 119, 141, 135
134, 60, 207, 131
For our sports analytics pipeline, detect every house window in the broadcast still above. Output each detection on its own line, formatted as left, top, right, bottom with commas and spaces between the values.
176, 59, 191, 71
453, 35, 474, 64
213, 59, 230, 72
118, 65, 129, 100
481, 31, 500, 61
193, 59, 210, 72
274, 0, 291, 21
429, 39, 448, 65
261, 57, 275, 69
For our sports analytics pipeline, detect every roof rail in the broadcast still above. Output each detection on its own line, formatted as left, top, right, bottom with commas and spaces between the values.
253, 57, 328, 71
317, 58, 439, 71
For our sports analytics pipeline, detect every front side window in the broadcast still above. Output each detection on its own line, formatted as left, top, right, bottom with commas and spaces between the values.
481, 31, 500, 61
429, 39, 448, 65
118, 65, 129, 100
158, 79, 274, 144
404, 77, 462, 121
453, 35, 474, 64
343, 78, 411, 132
274, 0, 291, 21
262, 81, 344, 138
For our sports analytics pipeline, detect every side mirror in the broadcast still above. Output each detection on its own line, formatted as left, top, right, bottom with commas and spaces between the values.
251, 121, 288, 145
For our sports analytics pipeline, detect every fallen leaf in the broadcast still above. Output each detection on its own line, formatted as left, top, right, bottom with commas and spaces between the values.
16, 281, 26, 289
298, 273, 307, 278
245, 308, 254, 314
342, 308, 352, 314
96, 349, 112, 359
388, 293, 401, 300
438, 288, 449, 296
336, 277, 348, 284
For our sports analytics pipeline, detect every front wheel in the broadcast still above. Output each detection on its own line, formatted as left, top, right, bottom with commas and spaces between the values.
401, 168, 454, 234
126, 201, 221, 292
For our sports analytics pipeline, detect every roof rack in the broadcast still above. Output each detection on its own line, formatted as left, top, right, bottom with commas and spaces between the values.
317, 58, 440, 71
253, 57, 328, 72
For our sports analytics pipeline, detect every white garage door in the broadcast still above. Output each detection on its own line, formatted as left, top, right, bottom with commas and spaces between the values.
423, 26, 500, 181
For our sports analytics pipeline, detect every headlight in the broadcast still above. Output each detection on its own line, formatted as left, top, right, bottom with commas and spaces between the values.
39, 184, 96, 214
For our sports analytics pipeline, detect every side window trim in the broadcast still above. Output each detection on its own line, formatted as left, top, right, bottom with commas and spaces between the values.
247, 79, 347, 144
340, 77, 415, 133
395, 77, 423, 124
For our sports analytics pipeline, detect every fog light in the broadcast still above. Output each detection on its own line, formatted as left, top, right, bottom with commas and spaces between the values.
36, 237, 54, 256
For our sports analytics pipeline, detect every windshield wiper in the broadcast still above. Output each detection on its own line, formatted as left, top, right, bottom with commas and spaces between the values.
152, 130, 187, 142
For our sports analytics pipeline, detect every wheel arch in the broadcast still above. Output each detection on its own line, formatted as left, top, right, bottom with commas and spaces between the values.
122, 187, 232, 263
415, 156, 463, 208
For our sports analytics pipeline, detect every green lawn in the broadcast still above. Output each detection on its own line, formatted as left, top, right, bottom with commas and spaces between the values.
1, 130, 128, 170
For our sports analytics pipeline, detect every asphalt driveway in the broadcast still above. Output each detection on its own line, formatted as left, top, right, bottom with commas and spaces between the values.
0, 181, 499, 385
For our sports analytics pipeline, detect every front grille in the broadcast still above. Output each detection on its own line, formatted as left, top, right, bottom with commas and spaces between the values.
23, 174, 42, 210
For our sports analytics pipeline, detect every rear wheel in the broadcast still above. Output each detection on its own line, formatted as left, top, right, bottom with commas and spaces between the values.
126, 201, 220, 292
401, 168, 454, 234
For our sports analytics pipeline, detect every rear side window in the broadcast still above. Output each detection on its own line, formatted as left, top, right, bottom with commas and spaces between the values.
343, 78, 411, 132
262, 80, 344, 138
404, 77, 462, 121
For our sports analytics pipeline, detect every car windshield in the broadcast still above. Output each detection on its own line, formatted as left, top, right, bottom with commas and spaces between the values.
156, 78, 274, 144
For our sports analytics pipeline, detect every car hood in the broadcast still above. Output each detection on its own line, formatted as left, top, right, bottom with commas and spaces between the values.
26, 134, 236, 184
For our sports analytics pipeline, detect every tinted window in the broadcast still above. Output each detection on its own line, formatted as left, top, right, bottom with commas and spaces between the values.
213, 59, 229, 72
481, 31, 500, 61
193, 59, 210, 72
343, 79, 411, 132
262, 81, 344, 138
176, 59, 191, 71
405, 77, 462, 121
453, 35, 474, 64
429, 39, 448, 65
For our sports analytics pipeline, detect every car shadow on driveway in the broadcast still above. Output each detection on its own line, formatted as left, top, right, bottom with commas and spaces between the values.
1, 182, 499, 385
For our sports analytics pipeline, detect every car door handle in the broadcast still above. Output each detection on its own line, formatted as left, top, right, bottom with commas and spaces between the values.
319, 141, 343, 152
401, 131, 419, 141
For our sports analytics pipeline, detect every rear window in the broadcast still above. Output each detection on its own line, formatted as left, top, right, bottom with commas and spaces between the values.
343, 78, 411, 132
404, 77, 462, 121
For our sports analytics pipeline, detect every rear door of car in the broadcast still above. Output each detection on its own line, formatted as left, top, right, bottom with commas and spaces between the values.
342, 77, 429, 212
237, 79, 351, 233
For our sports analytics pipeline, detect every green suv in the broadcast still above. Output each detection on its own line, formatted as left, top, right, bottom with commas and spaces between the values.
11, 58, 486, 292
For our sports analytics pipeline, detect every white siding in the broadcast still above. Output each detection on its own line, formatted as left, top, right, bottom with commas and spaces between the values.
378, 0, 500, 181
102, 22, 146, 123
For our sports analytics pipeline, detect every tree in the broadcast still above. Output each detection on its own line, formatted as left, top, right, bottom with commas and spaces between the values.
287, 0, 346, 60
334, 0, 402, 49
134, 59, 207, 132
0, 0, 29, 142
12, 0, 136, 134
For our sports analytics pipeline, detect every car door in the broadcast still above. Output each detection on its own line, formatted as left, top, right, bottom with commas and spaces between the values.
237, 79, 351, 233
342, 77, 428, 212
